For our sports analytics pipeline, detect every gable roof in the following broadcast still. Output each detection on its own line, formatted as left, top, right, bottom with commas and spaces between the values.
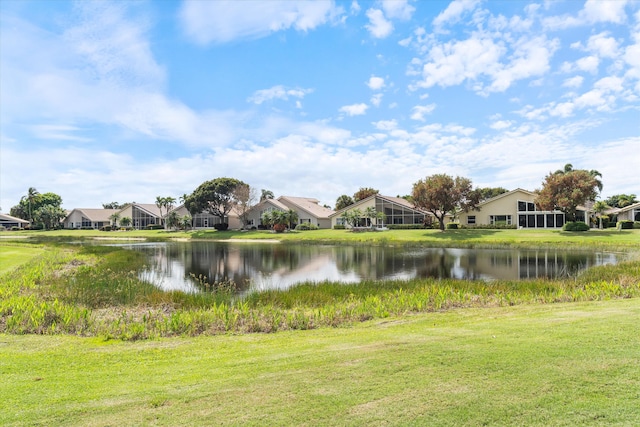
122, 203, 163, 217
478, 188, 536, 206
278, 196, 334, 219
65, 208, 119, 222
608, 201, 640, 214
0, 213, 30, 224
329, 194, 426, 218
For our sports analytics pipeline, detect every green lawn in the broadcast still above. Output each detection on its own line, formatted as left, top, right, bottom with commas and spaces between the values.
0, 243, 43, 275
1, 299, 639, 426
4, 227, 640, 248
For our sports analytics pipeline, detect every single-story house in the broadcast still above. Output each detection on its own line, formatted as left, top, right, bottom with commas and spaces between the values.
63, 208, 119, 229
245, 196, 334, 229
329, 194, 428, 228
168, 205, 242, 229
0, 213, 30, 229
458, 188, 587, 229
608, 202, 640, 223
118, 203, 164, 229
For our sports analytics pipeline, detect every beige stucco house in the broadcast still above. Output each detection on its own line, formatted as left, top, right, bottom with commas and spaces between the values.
63, 208, 119, 229
246, 196, 334, 229
168, 204, 242, 229
329, 194, 428, 228
117, 204, 164, 229
0, 213, 30, 229
609, 202, 640, 223
458, 188, 586, 229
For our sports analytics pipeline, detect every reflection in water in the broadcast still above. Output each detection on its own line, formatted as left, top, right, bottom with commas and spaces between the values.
113, 242, 621, 293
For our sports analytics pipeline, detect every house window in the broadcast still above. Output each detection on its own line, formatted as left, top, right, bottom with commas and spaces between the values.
467, 216, 476, 225
490, 215, 511, 225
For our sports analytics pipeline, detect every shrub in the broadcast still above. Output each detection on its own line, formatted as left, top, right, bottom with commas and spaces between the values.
635, 221, 640, 229
213, 223, 229, 231
10, 226, 22, 231
617, 220, 634, 230
563, 221, 590, 231
333, 225, 346, 230
295, 223, 319, 231
100, 225, 112, 232
446, 223, 459, 230
387, 224, 427, 230
145, 224, 164, 230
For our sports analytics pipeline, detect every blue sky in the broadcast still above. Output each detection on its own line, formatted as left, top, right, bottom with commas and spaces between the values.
1, 0, 639, 211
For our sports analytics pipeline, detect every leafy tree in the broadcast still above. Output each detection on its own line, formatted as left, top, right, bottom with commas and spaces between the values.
478, 187, 508, 201
412, 174, 481, 231
184, 178, 247, 225
120, 217, 132, 228
260, 189, 275, 202
353, 187, 379, 202
34, 205, 66, 230
554, 163, 603, 192
335, 195, 354, 210
604, 194, 638, 208
535, 168, 601, 222
102, 202, 123, 209
592, 200, 610, 229
11, 189, 63, 226
235, 184, 257, 228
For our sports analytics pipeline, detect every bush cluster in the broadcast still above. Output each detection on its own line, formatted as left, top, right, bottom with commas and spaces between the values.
145, 224, 164, 230
99, 225, 112, 232
333, 225, 346, 230
461, 224, 518, 230
446, 223, 459, 230
563, 221, 590, 232
617, 220, 634, 230
295, 223, 319, 231
213, 223, 229, 231
386, 224, 428, 230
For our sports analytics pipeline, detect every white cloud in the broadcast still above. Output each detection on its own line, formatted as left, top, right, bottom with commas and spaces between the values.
490, 120, 512, 130
367, 76, 385, 90
370, 93, 383, 107
543, 0, 629, 29
586, 32, 620, 59
179, 0, 343, 44
365, 8, 393, 38
417, 36, 504, 89
576, 55, 600, 74
432, 0, 480, 31
486, 36, 558, 93
372, 119, 397, 131
350, 1, 361, 15
410, 104, 436, 121
248, 85, 313, 104
381, 0, 415, 20
563, 76, 584, 88
339, 103, 369, 116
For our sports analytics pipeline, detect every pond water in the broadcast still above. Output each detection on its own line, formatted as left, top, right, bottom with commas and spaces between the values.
109, 242, 623, 294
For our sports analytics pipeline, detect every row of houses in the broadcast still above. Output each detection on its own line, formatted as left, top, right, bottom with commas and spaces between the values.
3, 189, 639, 231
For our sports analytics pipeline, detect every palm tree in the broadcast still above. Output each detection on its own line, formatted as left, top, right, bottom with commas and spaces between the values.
109, 212, 120, 229
180, 215, 192, 230
285, 209, 299, 229
364, 206, 377, 228
120, 217, 132, 228
260, 189, 275, 202
166, 211, 180, 230
26, 187, 39, 224
592, 201, 609, 229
